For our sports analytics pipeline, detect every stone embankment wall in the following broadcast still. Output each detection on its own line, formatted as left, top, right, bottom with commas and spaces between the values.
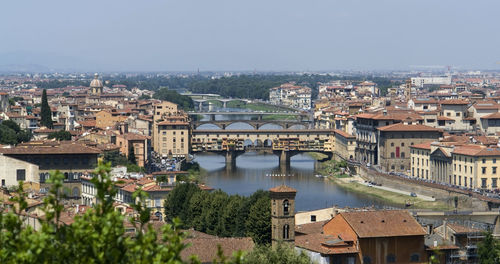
358, 166, 490, 211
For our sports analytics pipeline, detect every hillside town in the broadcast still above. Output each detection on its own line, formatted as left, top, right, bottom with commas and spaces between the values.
1, 70, 500, 263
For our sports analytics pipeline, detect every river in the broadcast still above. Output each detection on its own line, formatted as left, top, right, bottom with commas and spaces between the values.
193, 106, 392, 211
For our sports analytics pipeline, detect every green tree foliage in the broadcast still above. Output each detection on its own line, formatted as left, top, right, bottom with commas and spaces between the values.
153, 88, 194, 111
0, 162, 204, 263
242, 243, 311, 264
0, 120, 31, 145
40, 89, 53, 128
47, 130, 72, 141
102, 150, 129, 167
165, 184, 272, 245
478, 231, 500, 264
139, 94, 151, 100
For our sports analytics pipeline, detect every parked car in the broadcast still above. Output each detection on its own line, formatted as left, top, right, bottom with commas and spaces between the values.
410, 192, 417, 197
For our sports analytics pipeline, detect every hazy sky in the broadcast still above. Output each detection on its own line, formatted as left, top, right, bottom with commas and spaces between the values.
1, 0, 499, 71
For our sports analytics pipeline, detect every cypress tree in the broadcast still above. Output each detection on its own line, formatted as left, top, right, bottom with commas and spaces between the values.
40, 89, 53, 128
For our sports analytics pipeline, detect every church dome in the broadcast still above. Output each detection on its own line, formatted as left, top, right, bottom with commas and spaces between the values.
90, 73, 103, 88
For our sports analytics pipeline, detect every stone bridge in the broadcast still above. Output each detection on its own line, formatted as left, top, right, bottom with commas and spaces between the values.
191, 129, 335, 168
192, 120, 312, 130
192, 98, 248, 110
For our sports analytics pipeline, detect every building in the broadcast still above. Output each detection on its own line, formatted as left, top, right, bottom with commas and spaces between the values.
439, 99, 471, 132
334, 129, 356, 161
95, 110, 130, 129
269, 83, 312, 110
411, 76, 452, 88
270, 185, 297, 247
295, 210, 428, 264
0, 141, 101, 197
377, 123, 443, 173
411, 141, 500, 190
0, 154, 39, 190
354, 110, 423, 165
153, 115, 190, 158
90, 73, 103, 95
115, 132, 150, 167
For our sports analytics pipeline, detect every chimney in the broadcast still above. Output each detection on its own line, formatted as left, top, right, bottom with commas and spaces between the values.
443, 219, 448, 239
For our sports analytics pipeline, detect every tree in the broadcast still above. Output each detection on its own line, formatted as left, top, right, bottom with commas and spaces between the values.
153, 88, 194, 111
102, 150, 129, 167
164, 183, 201, 224
245, 196, 271, 245
1, 120, 20, 133
242, 243, 311, 264
0, 162, 202, 263
40, 89, 53, 128
0, 125, 17, 145
478, 231, 500, 264
139, 94, 151, 100
47, 130, 72, 141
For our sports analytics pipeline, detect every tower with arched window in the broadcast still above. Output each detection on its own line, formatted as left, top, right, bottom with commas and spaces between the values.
269, 185, 297, 247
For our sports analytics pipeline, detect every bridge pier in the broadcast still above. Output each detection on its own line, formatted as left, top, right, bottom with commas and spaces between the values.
198, 101, 204, 111
210, 114, 216, 121
224, 150, 244, 168
494, 216, 500, 238
223, 101, 227, 109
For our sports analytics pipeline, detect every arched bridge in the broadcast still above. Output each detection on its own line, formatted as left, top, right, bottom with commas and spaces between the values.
192, 120, 312, 130
192, 98, 249, 110
191, 129, 335, 168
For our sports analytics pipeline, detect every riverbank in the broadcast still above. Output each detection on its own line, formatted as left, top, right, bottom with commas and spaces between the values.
329, 175, 452, 210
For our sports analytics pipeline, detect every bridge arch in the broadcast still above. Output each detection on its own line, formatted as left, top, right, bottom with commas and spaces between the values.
287, 124, 307, 130
258, 123, 284, 130
225, 122, 255, 130
195, 123, 223, 130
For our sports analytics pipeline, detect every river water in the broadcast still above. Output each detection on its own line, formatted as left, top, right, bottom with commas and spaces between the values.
194, 106, 391, 211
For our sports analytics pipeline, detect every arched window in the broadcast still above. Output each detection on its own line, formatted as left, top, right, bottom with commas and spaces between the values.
283, 224, 289, 239
386, 254, 396, 263
283, 200, 290, 215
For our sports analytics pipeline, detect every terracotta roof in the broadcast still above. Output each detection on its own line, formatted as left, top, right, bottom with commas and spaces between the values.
472, 101, 500, 110
118, 133, 150, 141
295, 220, 328, 235
440, 99, 469, 105
447, 223, 483, 234
410, 142, 433, 150
121, 184, 137, 193
437, 116, 455, 121
412, 99, 438, 104
334, 129, 355, 139
377, 123, 442, 132
269, 185, 297, 193
0, 141, 101, 155
341, 210, 426, 238
295, 232, 359, 255
480, 112, 500, 119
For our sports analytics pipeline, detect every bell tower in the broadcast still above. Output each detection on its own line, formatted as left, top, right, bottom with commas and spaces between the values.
269, 185, 297, 247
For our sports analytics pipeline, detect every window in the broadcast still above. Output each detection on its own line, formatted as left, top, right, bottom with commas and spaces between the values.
391, 165, 395, 170
493, 178, 498, 188
494, 167, 498, 174
401, 152, 405, 158
482, 167, 487, 174
283, 224, 290, 239
391, 152, 395, 158
400, 165, 405, 170
483, 159, 486, 164
391, 142, 394, 147
283, 200, 290, 215
456, 112, 460, 117
482, 178, 487, 188
310, 215, 316, 222
410, 253, 420, 262
401, 143, 405, 147
16, 169, 26, 181
386, 254, 396, 263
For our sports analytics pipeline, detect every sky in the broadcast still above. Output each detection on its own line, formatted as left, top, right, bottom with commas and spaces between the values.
1, 0, 499, 72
